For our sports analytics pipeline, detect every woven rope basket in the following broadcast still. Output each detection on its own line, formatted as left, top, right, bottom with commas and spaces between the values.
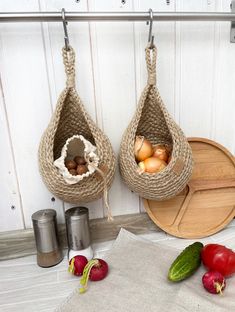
38, 46, 116, 206
119, 45, 193, 200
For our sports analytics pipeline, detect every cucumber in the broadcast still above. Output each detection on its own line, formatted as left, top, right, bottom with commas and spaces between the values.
168, 242, 203, 282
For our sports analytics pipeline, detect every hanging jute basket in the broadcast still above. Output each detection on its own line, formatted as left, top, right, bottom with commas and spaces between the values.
38, 46, 116, 218
119, 44, 193, 200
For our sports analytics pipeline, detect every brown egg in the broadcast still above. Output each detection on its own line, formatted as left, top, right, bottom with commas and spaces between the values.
74, 156, 86, 165
65, 159, 77, 170
77, 165, 88, 175
69, 169, 78, 176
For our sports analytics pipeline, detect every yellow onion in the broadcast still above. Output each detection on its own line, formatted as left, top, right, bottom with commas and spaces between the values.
134, 136, 153, 162
152, 144, 170, 163
138, 157, 167, 174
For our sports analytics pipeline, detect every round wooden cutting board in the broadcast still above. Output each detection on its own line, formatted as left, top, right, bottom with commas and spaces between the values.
143, 138, 235, 238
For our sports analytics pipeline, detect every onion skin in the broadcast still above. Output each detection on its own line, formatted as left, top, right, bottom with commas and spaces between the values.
138, 157, 167, 174
134, 136, 153, 162
152, 144, 170, 163
202, 271, 226, 294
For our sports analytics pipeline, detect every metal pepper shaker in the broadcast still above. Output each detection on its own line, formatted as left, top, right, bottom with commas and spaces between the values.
65, 206, 93, 261
32, 209, 63, 267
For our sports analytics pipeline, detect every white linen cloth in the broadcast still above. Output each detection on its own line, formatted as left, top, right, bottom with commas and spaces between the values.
55, 228, 235, 312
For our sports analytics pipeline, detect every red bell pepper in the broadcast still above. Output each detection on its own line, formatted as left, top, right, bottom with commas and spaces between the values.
201, 244, 235, 277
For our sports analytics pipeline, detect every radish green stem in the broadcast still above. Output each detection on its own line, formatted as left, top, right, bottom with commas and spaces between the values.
79, 259, 99, 294
68, 257, 75, 274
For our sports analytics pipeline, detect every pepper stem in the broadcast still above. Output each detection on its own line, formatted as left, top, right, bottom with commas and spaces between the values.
79, 259, 99, 294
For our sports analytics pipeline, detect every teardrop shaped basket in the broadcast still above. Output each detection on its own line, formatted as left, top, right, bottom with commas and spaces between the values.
38, 46, 116, 206
119, 45, 193, 200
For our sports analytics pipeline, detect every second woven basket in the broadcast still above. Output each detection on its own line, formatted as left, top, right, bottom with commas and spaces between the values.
119, 44, 193, 200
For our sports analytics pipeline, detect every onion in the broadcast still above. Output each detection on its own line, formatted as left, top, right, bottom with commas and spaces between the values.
152, 144, 170, 163
138, 157, 167, 174
134, 136, 153, 162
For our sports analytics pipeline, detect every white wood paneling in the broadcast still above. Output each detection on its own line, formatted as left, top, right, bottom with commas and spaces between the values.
0, 0, 235, 232
0, 0, 64, 228
39, 0, 103, 219
211, 0, 235, 153
175, 0, 216, 137
88, 0, 140, 217
0, 78, 24, 231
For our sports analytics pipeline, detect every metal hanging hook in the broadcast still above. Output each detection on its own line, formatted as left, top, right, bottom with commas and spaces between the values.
147, 8, 154, 49
62, 8, 70, 51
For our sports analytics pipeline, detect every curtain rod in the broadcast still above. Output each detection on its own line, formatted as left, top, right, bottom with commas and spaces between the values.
0, 12, 235, 23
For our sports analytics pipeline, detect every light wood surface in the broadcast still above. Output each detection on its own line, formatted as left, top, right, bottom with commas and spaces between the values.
144, 137, 235, 238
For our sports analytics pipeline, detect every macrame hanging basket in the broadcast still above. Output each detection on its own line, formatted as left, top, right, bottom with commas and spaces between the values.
119, 45, 193, 200
38, 46, 116, 210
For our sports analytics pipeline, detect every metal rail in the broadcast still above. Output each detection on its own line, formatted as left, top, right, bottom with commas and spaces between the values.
0, 12, 235, 23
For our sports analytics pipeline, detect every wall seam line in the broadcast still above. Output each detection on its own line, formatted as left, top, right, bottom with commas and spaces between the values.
0, 74, 25, 229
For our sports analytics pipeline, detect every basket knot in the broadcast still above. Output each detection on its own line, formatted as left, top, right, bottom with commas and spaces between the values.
147, 72, 156, 85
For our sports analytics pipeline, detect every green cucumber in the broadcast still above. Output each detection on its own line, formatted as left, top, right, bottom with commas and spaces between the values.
168, 242, 203, 282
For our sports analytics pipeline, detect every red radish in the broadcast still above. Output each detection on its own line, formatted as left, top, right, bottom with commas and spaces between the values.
202, 271, 226, 294
89, 259, 109, 281
79, 259, 109, 293
68, 255, 88, 276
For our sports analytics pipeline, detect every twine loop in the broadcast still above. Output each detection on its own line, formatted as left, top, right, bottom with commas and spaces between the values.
62, 46, 76, 88
145, 44, 157, 86
85, 156, 113, 221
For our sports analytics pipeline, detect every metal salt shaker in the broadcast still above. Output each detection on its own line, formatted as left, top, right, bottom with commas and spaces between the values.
32, 209, 63, 267
65, 207, 93, 261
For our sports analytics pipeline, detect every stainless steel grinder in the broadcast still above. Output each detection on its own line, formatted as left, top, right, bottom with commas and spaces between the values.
32, 209, 63, 267
65, 206, 93, 261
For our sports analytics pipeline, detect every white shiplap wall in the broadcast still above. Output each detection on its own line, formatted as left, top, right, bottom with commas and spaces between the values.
0, 0, 235, 232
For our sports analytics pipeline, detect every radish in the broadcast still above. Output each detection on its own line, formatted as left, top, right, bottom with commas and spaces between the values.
68, 255, 88, 276
79, 258, 109, 293
89, 259, 109, 281
202, 271, 226, 294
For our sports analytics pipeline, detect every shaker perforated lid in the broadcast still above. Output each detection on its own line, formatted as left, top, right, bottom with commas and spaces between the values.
65, 206, 88, 221
32, 209, 56, 223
